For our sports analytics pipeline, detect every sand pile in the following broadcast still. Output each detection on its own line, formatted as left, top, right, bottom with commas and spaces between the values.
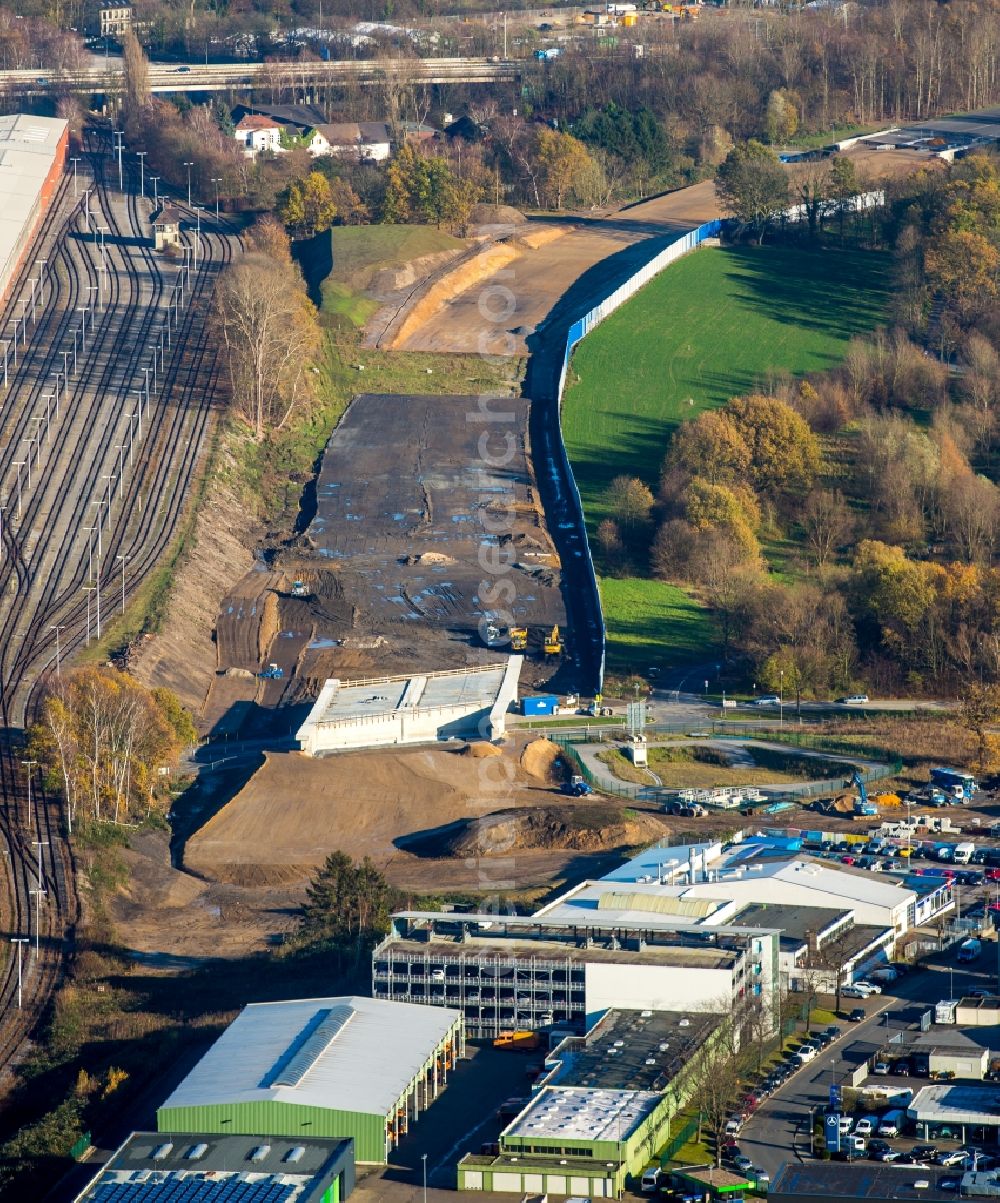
415, 804, 663, 857
458, 743, 503, 759
520, 738, 563, 783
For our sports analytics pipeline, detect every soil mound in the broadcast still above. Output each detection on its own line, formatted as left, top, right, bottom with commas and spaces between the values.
520, 738, 563, 783
457, 743, 503, 759
405, 803, 661, 857
469, 202, 525, 228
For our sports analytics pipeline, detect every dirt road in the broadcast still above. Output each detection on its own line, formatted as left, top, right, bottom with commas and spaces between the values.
398, 180, 723, 357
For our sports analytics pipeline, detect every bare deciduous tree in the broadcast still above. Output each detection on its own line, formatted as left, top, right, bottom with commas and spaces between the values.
213, 253, 322, 441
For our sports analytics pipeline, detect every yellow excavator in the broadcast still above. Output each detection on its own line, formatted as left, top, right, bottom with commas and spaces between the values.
543, 625, 562, 657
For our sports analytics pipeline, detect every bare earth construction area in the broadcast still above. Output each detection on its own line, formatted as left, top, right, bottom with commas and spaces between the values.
201, 393, 566, 737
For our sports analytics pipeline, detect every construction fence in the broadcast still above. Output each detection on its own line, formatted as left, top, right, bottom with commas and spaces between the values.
549, 724, 901, 811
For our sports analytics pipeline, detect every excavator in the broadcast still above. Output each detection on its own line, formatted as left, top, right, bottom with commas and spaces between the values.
543, 625, 562, 657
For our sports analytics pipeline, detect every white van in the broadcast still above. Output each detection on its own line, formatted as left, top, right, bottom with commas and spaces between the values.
954, 842, 976, 865
878, 1110, 905, 1137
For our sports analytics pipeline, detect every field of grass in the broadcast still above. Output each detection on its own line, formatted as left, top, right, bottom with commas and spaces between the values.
299, 225, 467, 328
645, 754, 802, 790
599, 576, 718, 672
564, 245, 890, 523
567, 245, 890, 671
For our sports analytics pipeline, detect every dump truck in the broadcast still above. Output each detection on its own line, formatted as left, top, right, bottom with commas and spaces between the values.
510, 627, 528, 652
259, 663, 284, 680
930, 767, 978, 801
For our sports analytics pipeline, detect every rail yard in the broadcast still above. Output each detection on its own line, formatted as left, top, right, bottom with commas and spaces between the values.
0, 125, 238, 1082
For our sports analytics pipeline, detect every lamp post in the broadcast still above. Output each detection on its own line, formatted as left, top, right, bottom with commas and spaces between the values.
151, 175, 159, 206
21, 759, 37, 831
183, 160, 193, 206
101, 474, 115, 528
422, 1153, 427, 1203
69, 156, 80, 195
137, 150, 147, 198
211, 176, 220, 218
83, 525, 96, 580
2, 339, 8, 388
84, 584, 95, 645
28, 276, 36, 321
12, 461, 24, 518
10, 937, 27, 1008
49, 625, 63, 678
194, 205, 202, 267
127, 412, 136, 465
31, 886, 46, 956
82, 186, 91, 234
779, 668, 784, 729
115, 445, 124, 499
117, 553, 127, 614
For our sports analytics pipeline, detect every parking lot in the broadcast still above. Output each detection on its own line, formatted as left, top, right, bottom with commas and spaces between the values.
731, 955, 1000, 1185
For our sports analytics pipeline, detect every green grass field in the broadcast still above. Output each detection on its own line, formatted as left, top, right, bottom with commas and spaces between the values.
567, 245, 890, 672
564, 245, 890, 521
318, 225, 467, 327
599, 576, 717, 672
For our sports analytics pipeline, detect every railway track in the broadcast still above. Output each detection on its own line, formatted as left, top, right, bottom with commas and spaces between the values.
0, 128, 239, 1089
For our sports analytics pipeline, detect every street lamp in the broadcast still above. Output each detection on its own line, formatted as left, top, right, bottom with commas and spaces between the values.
12, 461, 25, 518
117, 552, 127, 614
151, 175, 159, 206
183, 160, 193, 206
101, 474, 115, 528
137, 150, 147, 198
422, 1153, 427, 1203
115, 445, 124, 499
21, 759, 37, 831
211, 176, 220, 218
82, 186, 91, 234
49, 625, 63, 678
779, 668, 784, 729
10, 937, 28, 1008
30, 886, 46, 956
69, 155, 80, 195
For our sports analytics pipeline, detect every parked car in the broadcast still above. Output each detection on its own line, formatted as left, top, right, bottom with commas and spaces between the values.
911, 1145, 938, 1162
725, 1118, 742, 1136
937, 1151, 970, 1167
826, 1025, 843, 1041
849, 1008, 866, 1022
838, 1116, 854, 1134
855, 980, 882, 994
842, 984, 873, 998
796, 1045, 818, 1064
877, 1111, 905, 1137
854, 1117, 877, 1137
868, 1140, 891, 1157
641, 1167, 662, 1193
876, 1149, 903, 1162
733, 1156, 755, 1173
873, 1062, 891, 1075
894, 1060, 911, 1076
839, 694, 870, 704
753, 695, 781, 706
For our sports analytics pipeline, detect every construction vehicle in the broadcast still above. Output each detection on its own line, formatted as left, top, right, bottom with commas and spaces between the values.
484, 622, 502, 647
930, 767, 978, 801
510, 627, 528, 652
259, 662, 284, 680
560, 774, 593, 797
851, 769, 878, 818
543, 625, 562, 657
493, 1030, 541, 1051
290, 579, 310, 598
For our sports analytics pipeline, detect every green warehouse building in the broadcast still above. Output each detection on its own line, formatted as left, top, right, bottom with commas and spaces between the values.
157, 995, 464, 1164
458, 1009, 721, 1198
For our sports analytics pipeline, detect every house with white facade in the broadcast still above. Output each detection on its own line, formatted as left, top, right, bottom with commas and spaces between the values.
305, 122, 392, 161
234, 114, 284, 157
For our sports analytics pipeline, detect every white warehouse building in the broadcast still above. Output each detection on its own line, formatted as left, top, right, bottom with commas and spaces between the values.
296, 659, 521, 756
543, 838, 942, 937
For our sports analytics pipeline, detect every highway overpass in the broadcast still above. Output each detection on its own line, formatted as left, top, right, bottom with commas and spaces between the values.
0, 56, 525, 95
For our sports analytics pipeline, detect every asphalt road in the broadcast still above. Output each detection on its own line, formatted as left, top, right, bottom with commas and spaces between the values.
740, 956, 1000, 1179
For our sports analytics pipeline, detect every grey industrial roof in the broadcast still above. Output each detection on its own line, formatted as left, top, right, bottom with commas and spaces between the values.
772, 1163, 957, 1200
379, 933, 739, 970
74, 1132, 352, 1203
730, 902, 848, 943
301, 664, 512, 727
504, 1084, 661, 1144
547, 1009, 720, 1093
0, 115, 65, 294
159, 996, 460, 1119
909, 1084, 1000, 1124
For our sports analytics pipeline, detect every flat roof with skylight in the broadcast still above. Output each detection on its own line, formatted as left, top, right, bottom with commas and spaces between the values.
504, 1085, 661, 1144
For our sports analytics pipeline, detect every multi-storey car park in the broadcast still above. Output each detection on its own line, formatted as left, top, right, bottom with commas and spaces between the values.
372, 911, 779, 1039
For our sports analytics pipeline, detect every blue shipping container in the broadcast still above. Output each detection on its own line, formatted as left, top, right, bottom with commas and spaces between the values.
522, 695, 559, 716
